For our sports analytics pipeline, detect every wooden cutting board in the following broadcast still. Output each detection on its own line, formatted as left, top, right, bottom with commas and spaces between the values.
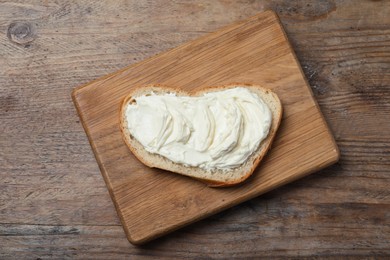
72, 10, 339, 245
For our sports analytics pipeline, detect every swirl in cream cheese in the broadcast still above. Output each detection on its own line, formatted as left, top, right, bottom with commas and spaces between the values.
125, 87, 272, 170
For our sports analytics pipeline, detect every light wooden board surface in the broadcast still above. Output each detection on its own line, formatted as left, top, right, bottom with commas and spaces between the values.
72, 11, 339, 244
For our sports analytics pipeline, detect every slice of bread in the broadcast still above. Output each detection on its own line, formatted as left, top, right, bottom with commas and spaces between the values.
120, 84, 282, 187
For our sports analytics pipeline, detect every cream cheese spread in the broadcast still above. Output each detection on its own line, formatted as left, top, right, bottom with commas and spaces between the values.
125, 87, 272, 170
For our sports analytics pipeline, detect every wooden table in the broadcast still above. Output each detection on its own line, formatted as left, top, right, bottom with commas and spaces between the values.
1, 0, 389, 258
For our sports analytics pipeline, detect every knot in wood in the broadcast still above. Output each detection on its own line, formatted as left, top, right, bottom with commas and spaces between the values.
7, 21, 36, 45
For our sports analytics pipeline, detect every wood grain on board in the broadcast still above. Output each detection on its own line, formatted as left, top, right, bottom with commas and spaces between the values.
72, 11, 339, 244
1, 0, 389, 258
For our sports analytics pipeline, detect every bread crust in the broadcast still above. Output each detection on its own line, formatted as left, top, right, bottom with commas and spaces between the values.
120, 83, 283, 187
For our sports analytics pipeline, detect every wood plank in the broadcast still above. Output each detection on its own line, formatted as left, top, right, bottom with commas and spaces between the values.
1, 0, 389, 257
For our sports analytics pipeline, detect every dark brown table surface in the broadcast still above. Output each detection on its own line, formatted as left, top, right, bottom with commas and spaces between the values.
1, 0, 389, 258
